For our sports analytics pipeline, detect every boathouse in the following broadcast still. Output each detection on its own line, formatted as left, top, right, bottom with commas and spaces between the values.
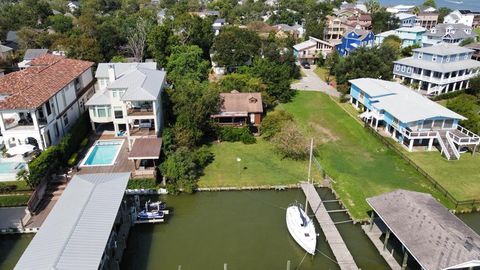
14, 173, 132, 270
366, 189, 480, 270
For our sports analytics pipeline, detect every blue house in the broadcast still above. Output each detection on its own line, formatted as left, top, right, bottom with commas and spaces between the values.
335, 29, 375, 57
349, 78, 479, 160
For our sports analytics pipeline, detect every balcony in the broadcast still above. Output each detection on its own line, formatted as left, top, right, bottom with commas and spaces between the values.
129, 127, 156, 137
127, 107, 154, 116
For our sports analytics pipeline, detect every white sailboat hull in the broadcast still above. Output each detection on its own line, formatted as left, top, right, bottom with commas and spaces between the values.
286, 205, 317, 255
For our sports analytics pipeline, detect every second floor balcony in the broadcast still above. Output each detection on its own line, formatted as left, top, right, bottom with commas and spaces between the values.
127, 102, 154, 117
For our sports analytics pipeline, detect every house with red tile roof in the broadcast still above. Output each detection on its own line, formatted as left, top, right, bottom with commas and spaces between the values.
0, 55, 95, 150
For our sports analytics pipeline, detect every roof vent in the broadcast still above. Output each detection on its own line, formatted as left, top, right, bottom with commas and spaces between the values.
249, 97, 258, 103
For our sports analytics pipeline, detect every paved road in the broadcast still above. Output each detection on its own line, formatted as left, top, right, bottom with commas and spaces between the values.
291, 65, 340, 97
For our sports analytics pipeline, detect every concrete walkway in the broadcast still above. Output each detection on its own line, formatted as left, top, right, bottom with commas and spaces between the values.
291, 65, 340, 97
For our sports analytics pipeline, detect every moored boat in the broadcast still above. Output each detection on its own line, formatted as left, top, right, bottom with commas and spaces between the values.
286, 202, 317, 255
137, 200, 166, 220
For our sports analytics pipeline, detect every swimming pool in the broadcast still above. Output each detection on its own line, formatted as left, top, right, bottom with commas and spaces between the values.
81, 140, 123, 166
0, 161, 26, 181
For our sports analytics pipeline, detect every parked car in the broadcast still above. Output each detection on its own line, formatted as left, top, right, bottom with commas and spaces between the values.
301, 62, 310, 69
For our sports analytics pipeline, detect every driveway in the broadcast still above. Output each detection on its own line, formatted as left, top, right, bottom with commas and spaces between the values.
291, 65, 340, 97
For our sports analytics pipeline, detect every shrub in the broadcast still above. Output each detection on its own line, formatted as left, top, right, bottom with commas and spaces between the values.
260, 110, 294, 140
432, 90, 465, 101
67, 153, 78, 167
160, 146, 214, 194
127, 178, 158, 189
218, 126, 256, 144
27, 146, 62, 188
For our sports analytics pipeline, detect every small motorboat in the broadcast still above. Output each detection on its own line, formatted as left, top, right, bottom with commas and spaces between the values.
137, 200, 166, 220
286, 202, 317, 255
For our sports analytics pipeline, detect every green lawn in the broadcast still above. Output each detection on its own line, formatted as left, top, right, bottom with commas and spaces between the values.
314, 66, 336, 85
404, 152, 480, 201
281, 91, 453, 220
199, 139, 320, 188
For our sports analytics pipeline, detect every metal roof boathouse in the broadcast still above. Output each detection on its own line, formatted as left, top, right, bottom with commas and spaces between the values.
14, 173, 132, 270
366, 189, 480, 270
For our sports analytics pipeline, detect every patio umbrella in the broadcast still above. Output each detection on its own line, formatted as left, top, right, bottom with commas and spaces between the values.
7, 144, 35, 156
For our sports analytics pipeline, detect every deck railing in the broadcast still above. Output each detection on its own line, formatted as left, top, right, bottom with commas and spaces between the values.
436, 133, 452, 160
450, 125, 480, 145
445, 132, 460, 160
364, 124, 480, 210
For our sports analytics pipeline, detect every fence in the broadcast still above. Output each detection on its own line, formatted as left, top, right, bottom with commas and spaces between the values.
364, 125, 480, 211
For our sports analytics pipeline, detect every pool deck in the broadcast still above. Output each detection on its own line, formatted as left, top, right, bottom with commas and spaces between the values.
76, 134, 134, 175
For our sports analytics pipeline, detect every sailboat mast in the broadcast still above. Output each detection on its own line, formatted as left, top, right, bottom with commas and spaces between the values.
305, 138, 314, 214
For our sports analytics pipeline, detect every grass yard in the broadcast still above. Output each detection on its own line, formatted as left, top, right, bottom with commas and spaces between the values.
199, 139, 320, 188
280, 91, 453, 220
314, 66, 336, 85
404, 152, 480, 201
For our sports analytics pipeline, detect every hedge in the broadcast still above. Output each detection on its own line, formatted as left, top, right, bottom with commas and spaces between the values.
28, 113, 91, 187
432, 90, 465, 101
218, 126, 256, 144
127, 178, 158, 189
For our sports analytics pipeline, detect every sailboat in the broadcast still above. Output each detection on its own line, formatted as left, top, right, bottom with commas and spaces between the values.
286, 202, 317, 255
286, 139, 317, 255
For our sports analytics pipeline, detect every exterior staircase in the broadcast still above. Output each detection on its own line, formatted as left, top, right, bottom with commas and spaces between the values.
437, 132, 459, 160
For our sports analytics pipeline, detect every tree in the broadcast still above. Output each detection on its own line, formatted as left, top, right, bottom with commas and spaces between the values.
260, 110, 294, 140
168, 80, 220, 147
460, 38, 475, 46
212, 26, 261, 70
422, 0, 436, 8
371, 8, 400, 33
365, 0, 381, 14
401, 44, 421, 57
160, 146, 214, 194
147, 24, 174, 67
171, 14, 215, 59
48, 14, 73, 33
335, 46, 397, 85
467, 74, 480, 98
446, 94, 480, 134
438, 7, 452, 23
54, 34, 103, 62
272, 120, 311, 160
214, 73, 266, 93
111, 55, 127, 62
126, 17, 150, 62
304, 17, 325, 40
166, 45, 210, 83
246, 58, 296, 105
381, 35, 402, 56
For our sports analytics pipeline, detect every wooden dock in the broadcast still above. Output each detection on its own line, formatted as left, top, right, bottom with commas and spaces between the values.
300, 182, 359, 270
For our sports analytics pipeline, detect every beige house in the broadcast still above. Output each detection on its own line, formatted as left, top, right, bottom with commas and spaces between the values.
293, 36, 334, 64
416, 12, 438, 29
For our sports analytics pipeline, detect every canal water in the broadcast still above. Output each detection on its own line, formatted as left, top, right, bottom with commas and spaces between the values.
0, 190, 478, 270
121, 189, 387, 270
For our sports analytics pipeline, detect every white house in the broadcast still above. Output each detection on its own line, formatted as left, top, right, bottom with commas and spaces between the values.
86, 63, 166, 150
422, 23, 477, 47
293, 36, 334, 64
395, 13, 417, 28
0, 55, 94, 150
444, 10, 480, 27
393, 44, 480, 95
386, 5, 415, 14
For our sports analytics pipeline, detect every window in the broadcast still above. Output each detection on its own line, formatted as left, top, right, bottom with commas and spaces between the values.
418, 52, 423, 59
446, 56, 450, 62
443, 119, 453, 129
422, 120, 433, 129
401, 66, 406, 72
395, 65, 400, 71
54, 122, 60, 137
465, 54, 469, 60
63, 114, 69, 127
455, 54, 459, 61
45, 100, 52, 115
62, 90, 67, 107
97, 107, 107, 117
432, 55, 437, 62
407, 67, 412, 73
114, 106, 123, 119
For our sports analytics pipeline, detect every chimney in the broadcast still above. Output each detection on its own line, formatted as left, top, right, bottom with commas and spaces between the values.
108, 64, 116, 83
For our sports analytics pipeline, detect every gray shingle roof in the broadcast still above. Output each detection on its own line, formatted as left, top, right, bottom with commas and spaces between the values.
349, 78, 466, 123
14, 173, 130, 270
414, 43, 474, 55
394, 57, 480, 73
85, 90, 112, 106
426, 24, 477, 40
367, 189, 480, 270
23, 49, 49, 61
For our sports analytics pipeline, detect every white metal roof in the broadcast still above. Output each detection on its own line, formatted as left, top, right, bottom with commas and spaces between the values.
293, 40, 316, 51
349, 78, 466, 123
112, 67, 166, 101
14, 173, 130, 270
395, 13, 416, 20
95, 62, 157, 78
